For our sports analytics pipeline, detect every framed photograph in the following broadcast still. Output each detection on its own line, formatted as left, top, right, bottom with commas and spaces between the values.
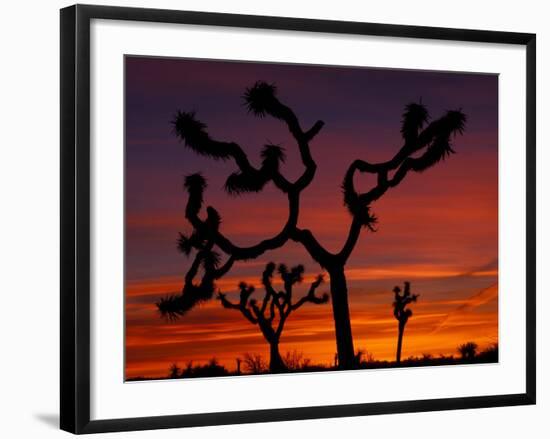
60, 4, 536, 434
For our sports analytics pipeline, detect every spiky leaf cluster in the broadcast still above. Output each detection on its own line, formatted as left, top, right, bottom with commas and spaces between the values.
341, 168, 359, 215
238, 281, 255, 304
156, 281, 215, 321
201, 250, 221, 272
278, 263, 304, 285
173, 111, 231, 160
356, 207, 378, 231
224, 144, 286, 195
205, 206, 222, 230
401, 102, 429, 143
177, 231, 204, 255
183, 173, 206, 217
414, 110, 466, 172
261, 144, 286, 167
243, 81, 278, 117
157, 249, 220, 320
179, 177, 222, 255
225, 169, 268, 194
341, 170, 378, 231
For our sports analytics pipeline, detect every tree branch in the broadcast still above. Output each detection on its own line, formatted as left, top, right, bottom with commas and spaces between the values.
290, 274, 329, 311
184, 176, 301, 262
260, 262, 277, 314
218, 263, 329, 341
336, 107, 466, 264
243, 81, 323, 191
290, 228, 334, 268
174, 110, 293, 194
218, 291, 257, 324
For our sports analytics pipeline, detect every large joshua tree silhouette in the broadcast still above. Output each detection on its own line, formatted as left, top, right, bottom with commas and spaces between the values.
156, 81, 466, 369
392, 281, 419, 364
218, 262, 328, 373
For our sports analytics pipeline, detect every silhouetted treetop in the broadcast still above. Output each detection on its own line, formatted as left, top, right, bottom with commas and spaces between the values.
218, 262, 329, 326
393, 281, 419, 322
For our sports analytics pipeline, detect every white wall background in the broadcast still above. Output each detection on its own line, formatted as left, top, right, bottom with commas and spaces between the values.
0, 0, 546, 437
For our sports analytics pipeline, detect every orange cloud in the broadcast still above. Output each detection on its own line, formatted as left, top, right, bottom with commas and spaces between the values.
125, 275, 498, 378
432, 283, 498, 333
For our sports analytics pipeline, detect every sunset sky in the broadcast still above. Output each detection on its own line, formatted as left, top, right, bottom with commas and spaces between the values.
125, 56, 498, 379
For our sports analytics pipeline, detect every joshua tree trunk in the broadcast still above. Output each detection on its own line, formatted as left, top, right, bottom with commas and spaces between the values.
396, 322, 405, 364
329, 267, 355, 369
269, 339, 287, 373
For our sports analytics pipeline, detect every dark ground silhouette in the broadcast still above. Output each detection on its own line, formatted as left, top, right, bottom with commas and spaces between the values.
127, 342, 498, 381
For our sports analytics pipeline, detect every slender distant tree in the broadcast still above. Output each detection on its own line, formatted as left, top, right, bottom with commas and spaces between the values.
218, 262, 328, 373
392, 281, 419, 364
156, 81, 466, 368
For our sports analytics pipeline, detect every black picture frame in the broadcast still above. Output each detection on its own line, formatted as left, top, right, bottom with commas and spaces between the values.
60, 4, 536, 434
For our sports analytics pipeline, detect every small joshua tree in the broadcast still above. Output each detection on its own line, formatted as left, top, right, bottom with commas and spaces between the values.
156, 81, 466, 368
218, 262, 329, 373
392, 281, 419, 364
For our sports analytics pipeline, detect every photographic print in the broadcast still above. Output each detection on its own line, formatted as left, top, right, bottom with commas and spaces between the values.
124, 56, 498, 381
